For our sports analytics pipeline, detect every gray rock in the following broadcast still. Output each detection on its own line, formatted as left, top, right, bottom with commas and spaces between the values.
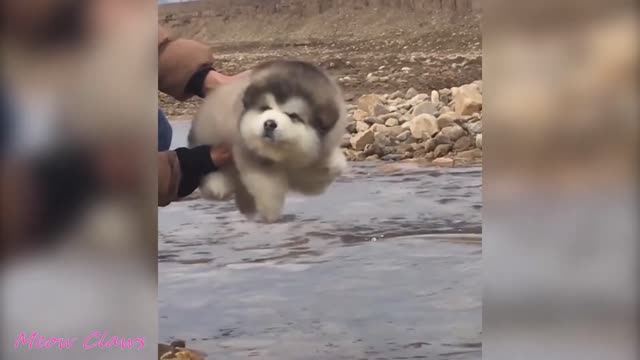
476, 134, 483, 149
453, 136, 473, 152
382, 154, 403, 161
363, 143, 383, 157
434, 132, 453, 145
355, 121, 370, 133
385, 118, 399, 127
357, 94, 384, 114
433, 157, 455, 167
453, 84, 482, 116
436, 112, 458, 130
439, 88, 452, 97
352, 109, 369, 122
396, 143, 414, 154
465, 121, 483, 135
374, 132, 392, 147
455, 148, 482, 160
409, 93, 430, 105
386, 126, 404, 137
408, 114, 439, 140
413, 101, 439, 116
370, 123, 390, 134
364, 117, 384, 125
406, 88, 419, 99
398, 114, 412, 124
390, 90, 403, 99
351, 130, 375, 150
423, 138, 437, 153
440, 124, 466, 142
396, 130, 411, 142
379, 112, 401, 121
434, 144, 453, 158
373, 103, 390, 116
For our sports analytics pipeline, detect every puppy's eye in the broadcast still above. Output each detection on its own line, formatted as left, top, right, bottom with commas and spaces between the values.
286, 113, 302, 122
259, 106, 272, 112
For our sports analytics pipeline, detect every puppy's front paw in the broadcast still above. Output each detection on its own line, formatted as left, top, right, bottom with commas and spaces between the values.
256, 206, 282, 224
200, 173, 235, 201
255, 198, 284, 223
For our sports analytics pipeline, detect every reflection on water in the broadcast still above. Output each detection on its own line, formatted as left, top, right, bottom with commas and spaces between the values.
159, 122, 482, 359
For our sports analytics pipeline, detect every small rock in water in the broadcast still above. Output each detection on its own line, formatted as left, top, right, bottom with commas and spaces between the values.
455, 148, 482, 160
433, 157, 455, 167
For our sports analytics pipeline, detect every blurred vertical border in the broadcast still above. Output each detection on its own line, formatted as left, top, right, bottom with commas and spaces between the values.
484, 0, 638, 359
1, 1, 158, 359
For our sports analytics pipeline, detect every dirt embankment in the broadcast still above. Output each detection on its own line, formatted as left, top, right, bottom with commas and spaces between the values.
159, 0, 482, 117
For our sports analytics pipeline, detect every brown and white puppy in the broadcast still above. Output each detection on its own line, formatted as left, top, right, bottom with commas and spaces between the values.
189, 60, 348, 223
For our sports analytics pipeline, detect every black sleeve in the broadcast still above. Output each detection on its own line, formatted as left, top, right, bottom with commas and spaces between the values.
184, 66, 215, 99
174, 145, 218, 198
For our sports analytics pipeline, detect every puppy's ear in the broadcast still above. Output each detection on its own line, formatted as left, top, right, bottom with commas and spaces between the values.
242, 84, 259, 110
313, 102, 340, 135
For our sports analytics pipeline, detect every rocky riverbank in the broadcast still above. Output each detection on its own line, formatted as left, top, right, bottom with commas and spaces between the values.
342, 80, 483, 166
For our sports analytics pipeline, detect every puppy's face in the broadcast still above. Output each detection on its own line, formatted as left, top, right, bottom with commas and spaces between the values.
239, 61, 341, 165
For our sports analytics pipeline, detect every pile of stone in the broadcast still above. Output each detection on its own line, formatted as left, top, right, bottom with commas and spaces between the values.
342, 80, 483, 166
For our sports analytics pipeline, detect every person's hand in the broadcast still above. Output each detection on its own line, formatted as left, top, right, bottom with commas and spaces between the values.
203, 70, 252, 94
210, 145, 233, 168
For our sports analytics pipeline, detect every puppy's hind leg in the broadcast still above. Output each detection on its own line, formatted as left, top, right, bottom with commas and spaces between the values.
234, 182, 257, 217
293, 148, 348, 195
240, 170, 287, 223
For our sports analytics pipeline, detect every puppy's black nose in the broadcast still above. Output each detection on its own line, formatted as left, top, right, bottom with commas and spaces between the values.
264, 119, 278, 130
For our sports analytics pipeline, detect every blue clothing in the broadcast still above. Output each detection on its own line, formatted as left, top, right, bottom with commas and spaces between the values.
158, 109, 173, 151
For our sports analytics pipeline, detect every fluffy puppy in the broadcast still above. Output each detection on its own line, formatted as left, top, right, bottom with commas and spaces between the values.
189, 60, 348, 223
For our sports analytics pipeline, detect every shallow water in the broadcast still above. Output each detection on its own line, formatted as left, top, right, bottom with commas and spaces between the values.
159, 122, 482, 359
